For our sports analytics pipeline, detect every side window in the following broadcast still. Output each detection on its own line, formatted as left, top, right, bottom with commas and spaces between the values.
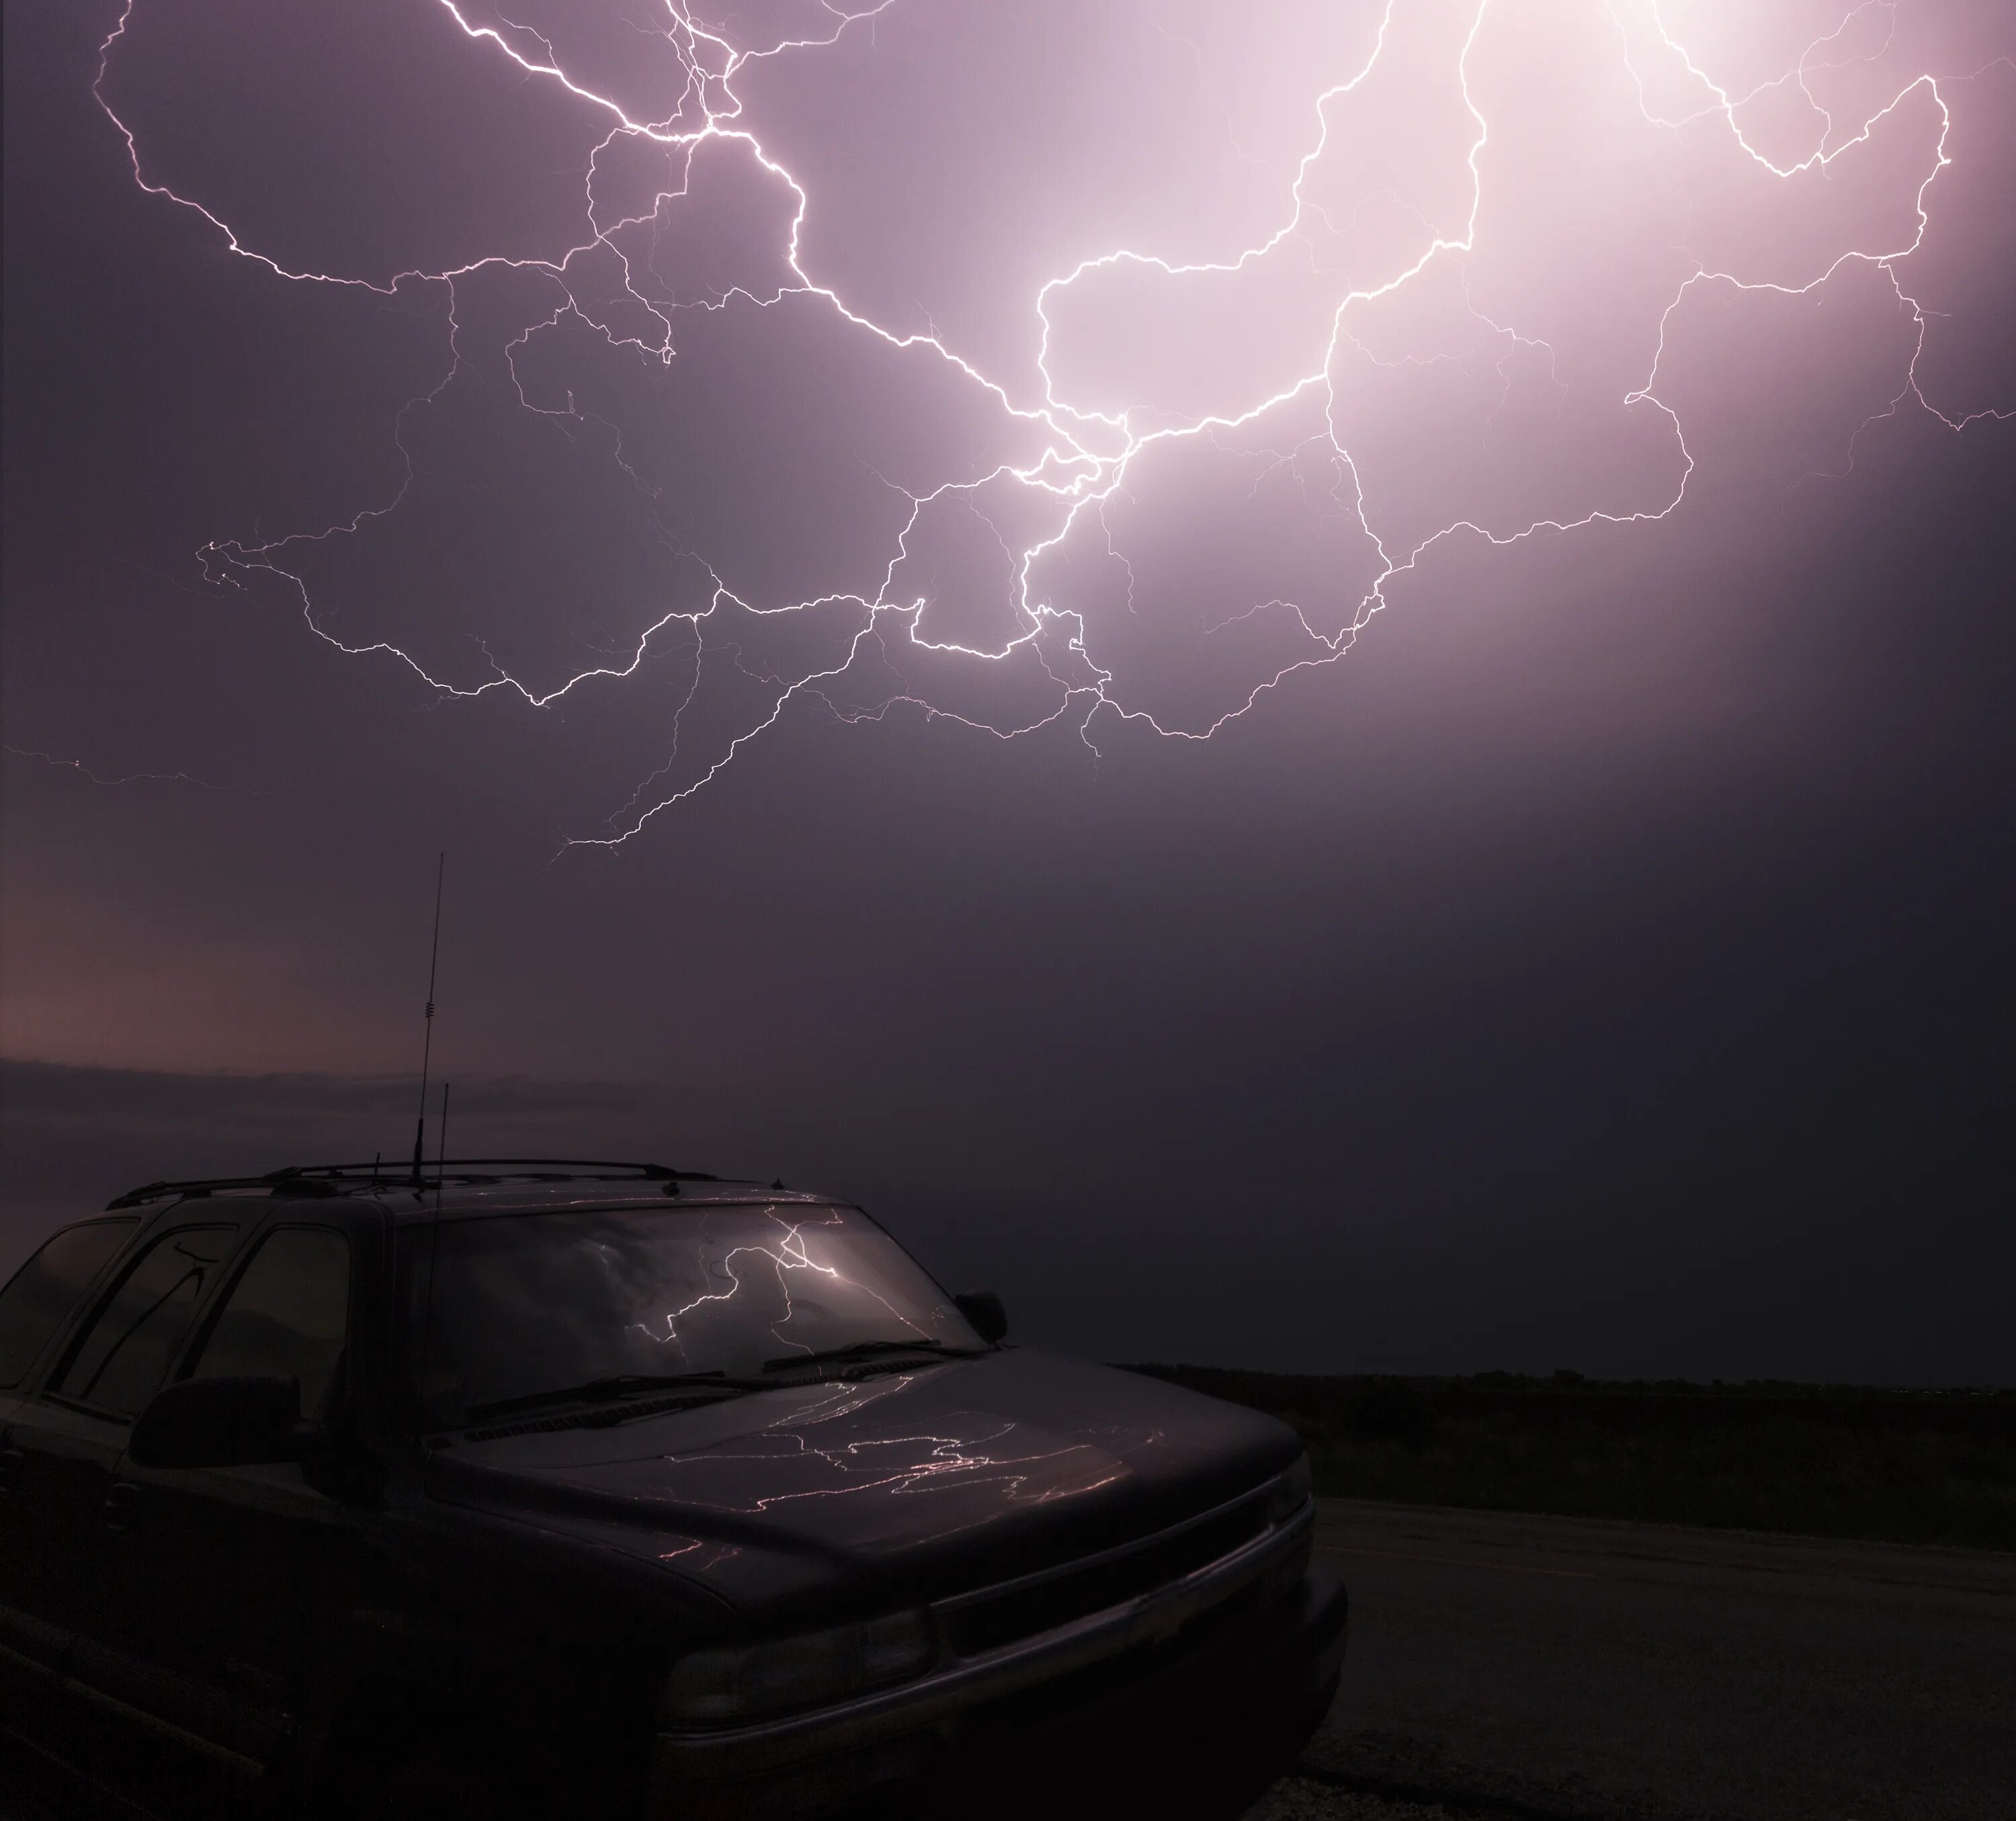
0, 1219, 139, 1388
52, 1226, 240, 1416
190, 1228, 351, 1418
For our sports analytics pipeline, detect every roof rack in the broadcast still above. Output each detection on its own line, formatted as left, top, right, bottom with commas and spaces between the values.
105, 1159, 717, 1212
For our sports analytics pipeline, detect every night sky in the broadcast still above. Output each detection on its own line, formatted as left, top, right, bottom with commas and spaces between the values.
5, 0, 2012, 1383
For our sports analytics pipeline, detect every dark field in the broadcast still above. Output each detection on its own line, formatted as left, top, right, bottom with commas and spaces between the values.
1271, 1499, 2016, 1821
1128, 1366, 2016, 1551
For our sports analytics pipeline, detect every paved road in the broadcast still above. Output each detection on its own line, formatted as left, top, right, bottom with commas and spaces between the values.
1245, 1498, 2016, 1821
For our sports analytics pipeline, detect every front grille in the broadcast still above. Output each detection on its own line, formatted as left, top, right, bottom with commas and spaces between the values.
968, 1578, 1268, 1736
943, 1499, 1267, 1658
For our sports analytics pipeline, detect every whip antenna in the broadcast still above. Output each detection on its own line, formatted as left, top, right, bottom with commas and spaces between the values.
419, 1080, 452, 1430
411, 853, 446, 1188
435, 1083, 450, 1211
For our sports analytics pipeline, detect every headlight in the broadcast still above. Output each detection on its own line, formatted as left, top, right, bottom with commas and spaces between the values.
662, 1611, 935, 1727
1265, 1455, 1312, 1525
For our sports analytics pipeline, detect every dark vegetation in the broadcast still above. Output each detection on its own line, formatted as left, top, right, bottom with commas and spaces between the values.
1126, 1365, 2016, 1550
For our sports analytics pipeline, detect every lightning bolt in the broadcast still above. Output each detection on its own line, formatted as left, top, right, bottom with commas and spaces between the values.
3, 745, 272, 796
631, 1204, 933, 1359
88, 0, 2011, 845
650, 1373, 1138, 1519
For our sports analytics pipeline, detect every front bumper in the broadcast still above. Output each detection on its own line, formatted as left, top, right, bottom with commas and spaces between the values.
653, 1499, 1347, 1819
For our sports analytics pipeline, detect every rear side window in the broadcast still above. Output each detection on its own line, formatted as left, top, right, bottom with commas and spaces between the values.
53, 1226, 240, 1416
189, 1228, 351, 1418
0, 1220, 138, 1388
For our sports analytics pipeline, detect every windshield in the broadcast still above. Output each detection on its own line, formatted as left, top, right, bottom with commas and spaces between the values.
410, 1201, 982, 1427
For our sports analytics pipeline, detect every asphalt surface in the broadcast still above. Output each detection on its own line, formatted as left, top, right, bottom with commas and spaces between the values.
1244, 1498, 2016, 1821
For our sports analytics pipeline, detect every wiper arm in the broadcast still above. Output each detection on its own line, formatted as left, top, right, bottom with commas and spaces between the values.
762, 1338, 976, 1373
466, 1371, 757, 1421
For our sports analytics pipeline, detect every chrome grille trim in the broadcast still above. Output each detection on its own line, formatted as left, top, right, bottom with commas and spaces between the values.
933, 1483, 1273, 1658
655, 1478, 1316, 1781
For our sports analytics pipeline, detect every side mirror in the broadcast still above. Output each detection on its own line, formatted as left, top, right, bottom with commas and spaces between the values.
954, 1291, 1008, 1345
130, 1375, 312, 1470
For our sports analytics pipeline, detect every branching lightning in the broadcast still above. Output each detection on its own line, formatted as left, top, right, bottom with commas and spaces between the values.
631, 1205, 932, 1360
655, 1373, 1136, 1520
2, 745, 272, 796
89, 0, 2011, 844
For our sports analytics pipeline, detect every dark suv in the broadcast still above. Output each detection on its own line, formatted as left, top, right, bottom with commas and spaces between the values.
0, 1160, 1345, 1818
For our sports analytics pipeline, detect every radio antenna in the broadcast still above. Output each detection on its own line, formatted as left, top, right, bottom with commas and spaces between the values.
435, 1083, 450, 1210
410, 853, 446, 1189
419, 1080, 452, 1431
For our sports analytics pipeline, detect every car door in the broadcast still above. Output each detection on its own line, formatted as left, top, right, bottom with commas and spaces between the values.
79, 1218, 366, 1785
0, 1214, 140, 1711
17, 1221, 245, 1787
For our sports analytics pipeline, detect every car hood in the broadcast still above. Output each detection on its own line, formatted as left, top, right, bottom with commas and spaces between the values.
425, 1351, 1298, 1621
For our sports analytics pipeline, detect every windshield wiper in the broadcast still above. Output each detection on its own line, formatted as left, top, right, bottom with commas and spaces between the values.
466, 1371, 759, 1422
762, 1339, 978, 1374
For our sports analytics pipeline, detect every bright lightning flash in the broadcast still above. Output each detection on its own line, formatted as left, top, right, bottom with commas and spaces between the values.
89, 0, 2013, 844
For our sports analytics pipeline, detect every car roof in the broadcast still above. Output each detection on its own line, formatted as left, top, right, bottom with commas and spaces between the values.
370, 1181, 839, 1224
100, 1160, 841, 1224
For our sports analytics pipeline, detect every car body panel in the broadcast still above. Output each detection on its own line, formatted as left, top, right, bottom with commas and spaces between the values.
428, 1349, 1302, 1622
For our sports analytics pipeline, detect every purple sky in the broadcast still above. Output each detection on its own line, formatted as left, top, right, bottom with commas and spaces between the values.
5, 1, 2013, 1380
